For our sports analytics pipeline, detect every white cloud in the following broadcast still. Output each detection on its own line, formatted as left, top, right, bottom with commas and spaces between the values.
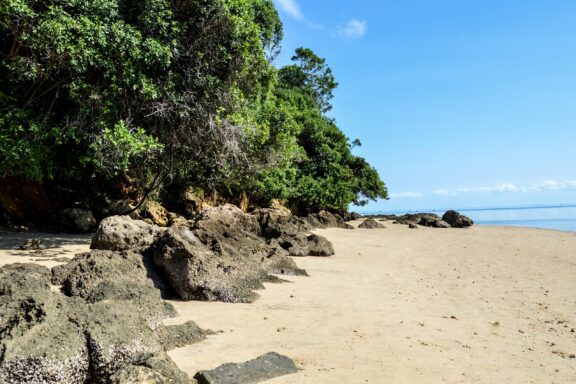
390, 192, 423, 199
432, 179, 576, 196
340, 18, 367, 39
275, 0, 303, 21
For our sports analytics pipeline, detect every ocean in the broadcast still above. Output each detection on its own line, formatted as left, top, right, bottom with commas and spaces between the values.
368, 205, 576, 232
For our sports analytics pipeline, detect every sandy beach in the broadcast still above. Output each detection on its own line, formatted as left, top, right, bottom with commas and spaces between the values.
1, 222, 575, 383
166, 221, 576, 383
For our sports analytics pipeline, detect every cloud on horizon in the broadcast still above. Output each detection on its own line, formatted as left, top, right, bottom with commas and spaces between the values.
339, 19, 367, 39
275, 0, 303, 21
433, 179, 576, 197
390, 192, 423, 199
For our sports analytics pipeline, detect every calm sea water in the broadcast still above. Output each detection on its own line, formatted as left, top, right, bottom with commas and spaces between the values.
367, 205, 576, 232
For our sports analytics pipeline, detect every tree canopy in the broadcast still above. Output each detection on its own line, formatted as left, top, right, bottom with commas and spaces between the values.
0, 0, 387, 217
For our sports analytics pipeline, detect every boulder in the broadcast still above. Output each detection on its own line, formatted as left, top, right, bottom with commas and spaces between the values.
52, 250, 176, 327
91, 215, 161, 252
442, 210, 474, 228
0, 269, 90, 383
194, 352, 297, 384
358, 218, 385, 229
307, 210, 354, 229
152, 228, 265, 303
60, 208, 97, 233
408, 223, 418, 229
280, 233, 335, 257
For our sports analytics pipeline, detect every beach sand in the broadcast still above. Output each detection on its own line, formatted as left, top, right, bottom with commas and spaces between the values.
166, 222, 576, 383
1, 223, 575, 383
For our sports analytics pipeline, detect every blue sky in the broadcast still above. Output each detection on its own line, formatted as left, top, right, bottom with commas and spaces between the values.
272, 0, 576, 213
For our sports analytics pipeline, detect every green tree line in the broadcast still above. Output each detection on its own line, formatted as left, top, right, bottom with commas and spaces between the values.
0, 0, 387, 216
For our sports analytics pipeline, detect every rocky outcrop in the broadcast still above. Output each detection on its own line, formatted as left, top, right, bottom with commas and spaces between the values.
442, 210, 474, 228
0, 203, 344, 381
0, 253, 200, 383
91, 215, 161, 252
358, 218, 385, 229
194, 352, 298, 384
390, 213, 450, 228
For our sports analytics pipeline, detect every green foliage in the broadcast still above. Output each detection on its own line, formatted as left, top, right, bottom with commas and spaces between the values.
0, 0, 386, 214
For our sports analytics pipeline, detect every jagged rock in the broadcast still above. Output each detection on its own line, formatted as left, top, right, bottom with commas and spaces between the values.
442, 210, 474, 228
0, 269, 90, 383
52, 250, 175, 327
408, 223, 418, 229
91, 215, 161, 252
280, 233, 335, 257
155, 321, 210, 351
60, 207, 97, 233
194, 352, 298, 384
307, 210, 354, 229
152, 228, 266, 303
358, 218, 385, 229
85, 300, 165, 379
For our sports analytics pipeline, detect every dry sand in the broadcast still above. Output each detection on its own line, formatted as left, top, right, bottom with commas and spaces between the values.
1, 223, 575, 383
166, 222, 576, 383
0, 230, 91, 269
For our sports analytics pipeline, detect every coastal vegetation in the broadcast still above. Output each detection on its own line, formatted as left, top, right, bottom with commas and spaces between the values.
0, 0, 387, 226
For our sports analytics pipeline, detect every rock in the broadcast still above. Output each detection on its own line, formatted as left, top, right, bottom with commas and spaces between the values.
60, 207, 97, 233
358, 218, 385, 229
91, 215, 161, 252
436, 220, 451, 228
110, 353, 195, 384
442, 210, 474, 228
154, 321, 210, 351
141, 202, 169, 227
408, 223, 418, 229
341, 211, 362, 221
307, 210, 354, 229
280, 233, 335, 257
152, 227, 266, 303
18, 238, 46, 250
1, 263, 51, 280
51, 250, 176, 327
194, 352, 297, 384
0, 270, 90, 383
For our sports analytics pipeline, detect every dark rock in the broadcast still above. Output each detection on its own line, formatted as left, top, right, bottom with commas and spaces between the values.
0, 270, 90, 383
358, 218, 385, 229
442, 210, 474, 228
152, 227, 265, 303
91, 215, 161, 252
281, 233, 335, 257
194, 352, 297, 384
60, 208, 97, 233
341, 211, 362, 221
18, 238, 46, 250
51, 250, 176, 326
306, 210, 354, 230
155, 321, 210, 351
408, 223, 418, 229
